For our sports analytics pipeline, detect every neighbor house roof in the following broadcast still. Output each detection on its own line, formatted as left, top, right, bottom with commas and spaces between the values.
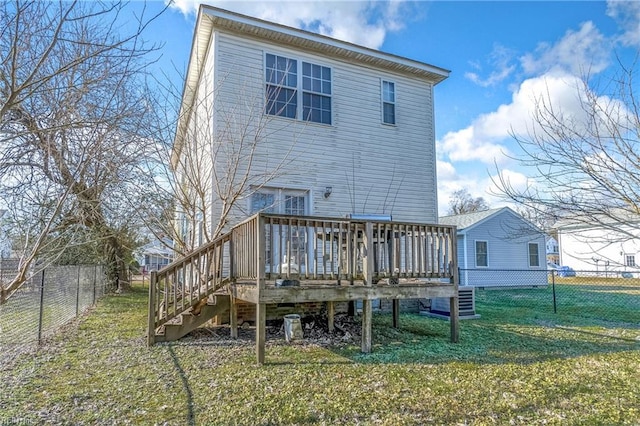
439, 207, 509, 232
171, 5, 451, 168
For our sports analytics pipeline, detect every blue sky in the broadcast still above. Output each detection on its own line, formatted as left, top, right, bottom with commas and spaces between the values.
139, 0, 640, 215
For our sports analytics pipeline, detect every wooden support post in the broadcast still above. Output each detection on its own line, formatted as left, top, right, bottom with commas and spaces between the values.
450, 296, 459, 343
230, 296, 238, 339
327, 301, 335, 332
361, 299, 372, 353
256, 302, 266, 365
256, 215, 266, 365
450, 229, 460, 343
392, 299, 400, 328
361, 222, 374, 353
147, 271, 157, 346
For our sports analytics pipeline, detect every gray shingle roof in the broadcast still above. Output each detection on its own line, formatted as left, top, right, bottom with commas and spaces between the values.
438, 207, 507, 230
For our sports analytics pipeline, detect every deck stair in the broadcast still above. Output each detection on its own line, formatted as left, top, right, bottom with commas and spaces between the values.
147, 231, 233, 345
154, 294, 230, 342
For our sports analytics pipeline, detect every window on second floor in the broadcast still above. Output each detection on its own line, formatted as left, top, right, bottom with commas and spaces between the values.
265, 54, 298, 119
528, 243, 540, 267
625, 254, 635, 267
381, 80, 395, 125
265, 53, 331, 125
475, 240, 488, 267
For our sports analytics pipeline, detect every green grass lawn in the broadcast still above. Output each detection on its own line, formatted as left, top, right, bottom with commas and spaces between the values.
1, 284, 638, 425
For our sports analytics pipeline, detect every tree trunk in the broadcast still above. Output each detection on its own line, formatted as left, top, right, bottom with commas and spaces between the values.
104, 235, 129, 293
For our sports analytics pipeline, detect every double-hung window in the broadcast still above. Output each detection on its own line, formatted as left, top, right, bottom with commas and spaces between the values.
382, 80, 396, 125
302, 62, 331, 124
475, 240, 488, 267
265, 53, 331, 124
265, 54, 298, 119
528, 243, 540, 267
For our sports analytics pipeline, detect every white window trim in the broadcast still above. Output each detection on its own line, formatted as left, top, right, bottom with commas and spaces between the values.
475, 240, 488, 268
381, 78, 396, 126
264, 52, 332, 125
249, 186, 310, 215
528, 242, 540, 267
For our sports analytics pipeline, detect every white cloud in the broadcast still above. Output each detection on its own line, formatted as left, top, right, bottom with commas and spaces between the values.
607, 0, 640, 47
465, 44, 517, 87
438, 126, 511, 165
168, 0, 412, 49
438, 71, 596, 168
520, 21, 610, 76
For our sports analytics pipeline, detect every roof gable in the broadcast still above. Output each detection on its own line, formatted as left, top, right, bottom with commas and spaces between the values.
172, 5, 450, 167
439, 207, 506, 231
439, 207, 539, 234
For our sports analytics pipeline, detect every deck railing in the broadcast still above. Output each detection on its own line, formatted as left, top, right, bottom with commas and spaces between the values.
148, 213, 457, 340
148, 232, 232, 335
255, 214, 456, 282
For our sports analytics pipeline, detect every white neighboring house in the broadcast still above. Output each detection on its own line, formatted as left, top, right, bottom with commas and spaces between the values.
557, 220, 640, 276
0, 209, 11, 259
137, 237, 174, 273
439, 207, 548, 287
173, 6, 449, 239
546, 236, 559, 264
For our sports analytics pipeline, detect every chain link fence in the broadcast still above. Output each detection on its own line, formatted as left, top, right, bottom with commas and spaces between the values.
461, 269, 640, 326
0, 264, 107, 366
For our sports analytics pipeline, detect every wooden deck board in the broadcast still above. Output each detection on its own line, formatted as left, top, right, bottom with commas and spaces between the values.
230, 280, 456, 304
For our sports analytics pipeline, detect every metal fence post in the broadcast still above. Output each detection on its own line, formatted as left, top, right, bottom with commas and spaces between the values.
93, 265, 97, 305
37, 269, 45, 345
551, 270, 557, 314
75, 266, 81, 316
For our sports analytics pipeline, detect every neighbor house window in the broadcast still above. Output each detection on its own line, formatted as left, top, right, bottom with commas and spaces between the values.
475, 240, 488, 267
528, 243, 540, 267
625, 255, 635, 267
265, 53, 331, 124
382, 80, 395, 125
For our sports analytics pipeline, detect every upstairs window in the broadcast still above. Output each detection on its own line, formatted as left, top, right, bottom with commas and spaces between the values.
265, 54, 297, 118
302, 63, 331, 124
626, 255, 635, 267
475, 240, 488, 267
265, 53, 331, 125
528, 243, 540, 267
382, 80, 395, 125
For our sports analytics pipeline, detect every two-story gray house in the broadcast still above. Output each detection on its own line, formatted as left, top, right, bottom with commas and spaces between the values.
172, 5, 450, 239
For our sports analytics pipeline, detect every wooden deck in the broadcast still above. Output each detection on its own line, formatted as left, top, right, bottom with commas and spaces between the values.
148, 213, 459, 364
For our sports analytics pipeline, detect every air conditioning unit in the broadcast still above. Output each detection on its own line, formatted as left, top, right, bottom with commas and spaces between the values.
428, 287, 479, 319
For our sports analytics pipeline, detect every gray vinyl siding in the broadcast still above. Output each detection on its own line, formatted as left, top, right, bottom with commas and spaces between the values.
458, 210, 547, 287
206, 31, 438, 230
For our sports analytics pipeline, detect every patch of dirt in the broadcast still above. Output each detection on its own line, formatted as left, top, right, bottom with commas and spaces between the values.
185, 313, 362, 347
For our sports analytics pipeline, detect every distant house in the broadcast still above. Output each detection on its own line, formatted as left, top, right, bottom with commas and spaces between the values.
0, 209, 10, 259
546, 236, 559, 264
439, 207, 547, 287
137, 237, 174, 273
557, 219, 640, 276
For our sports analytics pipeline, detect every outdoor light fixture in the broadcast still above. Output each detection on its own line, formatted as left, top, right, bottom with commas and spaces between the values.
324, 186, 332, 198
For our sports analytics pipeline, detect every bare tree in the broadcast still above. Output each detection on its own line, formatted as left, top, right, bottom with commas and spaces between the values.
448, 189, 490, 215
139, 71, 301, 256
495, 61, 640, 241
0, 1, 164, 302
